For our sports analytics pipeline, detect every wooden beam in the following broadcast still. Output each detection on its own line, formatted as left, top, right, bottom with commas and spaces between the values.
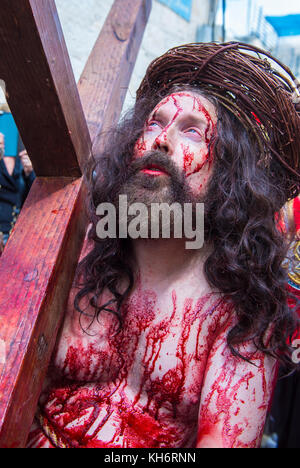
78, 0, 152, 152
0, 0, 151, 448
0, 178, 87, 448
0, 0, 92, 176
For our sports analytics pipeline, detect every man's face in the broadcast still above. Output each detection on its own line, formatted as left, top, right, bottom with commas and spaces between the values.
0, 133, 4, 159
133, 91, 217, 196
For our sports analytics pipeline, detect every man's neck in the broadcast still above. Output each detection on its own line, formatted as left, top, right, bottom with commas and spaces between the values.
131, 238, 211, 295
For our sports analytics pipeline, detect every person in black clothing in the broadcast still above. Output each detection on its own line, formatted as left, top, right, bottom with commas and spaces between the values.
0, 132, 35, 255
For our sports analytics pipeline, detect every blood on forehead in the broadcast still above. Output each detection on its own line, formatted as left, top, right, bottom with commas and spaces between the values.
152, 93, 216, 179
150, 92, 216, 129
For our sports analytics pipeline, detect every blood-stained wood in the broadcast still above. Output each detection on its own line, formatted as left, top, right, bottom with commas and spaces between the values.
0, 0, 92, 176
78, 0, 152, 153
0, 178, 87, 448
0, 0, 151, 448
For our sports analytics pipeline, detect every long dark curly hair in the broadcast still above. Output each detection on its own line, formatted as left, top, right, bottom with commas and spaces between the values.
75, 86, 299, 368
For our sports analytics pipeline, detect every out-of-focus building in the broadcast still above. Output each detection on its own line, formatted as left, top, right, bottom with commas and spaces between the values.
1, 0, 298, 109
214, 0, 300, 80
54, 0, 220, 110
0, 0, 220, 110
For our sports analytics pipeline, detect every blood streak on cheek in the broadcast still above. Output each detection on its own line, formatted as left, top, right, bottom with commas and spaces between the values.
183, 146, 210, 179
181, 99, 216, 178
182, 144, 194, 174
134, 137, 147, 158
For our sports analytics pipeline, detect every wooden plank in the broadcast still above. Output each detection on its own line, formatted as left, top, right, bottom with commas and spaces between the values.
78, 0, 152, 152
0, 0, 92, 176
0, 177, 87, 448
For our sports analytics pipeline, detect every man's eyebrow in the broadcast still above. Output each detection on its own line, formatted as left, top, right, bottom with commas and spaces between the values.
179, 113, 211, 127
150, 107, 168, 122
150, 108, 212, 128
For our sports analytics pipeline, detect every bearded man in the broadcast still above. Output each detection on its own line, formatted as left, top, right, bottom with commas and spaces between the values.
27, 42, 300, 449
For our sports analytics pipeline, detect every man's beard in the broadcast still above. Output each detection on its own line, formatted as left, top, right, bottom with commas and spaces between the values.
119, 150, 200, 205
113, 151, 205, 239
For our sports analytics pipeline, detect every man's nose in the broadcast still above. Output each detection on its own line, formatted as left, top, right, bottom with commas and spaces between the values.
151, 128, 173, 155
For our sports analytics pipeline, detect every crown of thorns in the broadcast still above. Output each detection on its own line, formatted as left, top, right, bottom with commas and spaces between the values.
136, 42, 300, 201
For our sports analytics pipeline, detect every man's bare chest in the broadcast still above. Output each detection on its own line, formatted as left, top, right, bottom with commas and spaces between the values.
35, 290, 232, 447
54, 291, 231, 411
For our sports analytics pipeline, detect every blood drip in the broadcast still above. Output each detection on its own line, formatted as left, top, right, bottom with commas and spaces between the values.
26, 291, 245, 448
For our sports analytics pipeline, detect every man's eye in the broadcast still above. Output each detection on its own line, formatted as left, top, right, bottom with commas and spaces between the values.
147, 121, 161, 131
185, 128, 200, 135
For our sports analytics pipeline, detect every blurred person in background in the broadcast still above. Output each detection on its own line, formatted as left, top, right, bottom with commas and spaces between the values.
264, 194, 300, 448
0, 131, 35, 256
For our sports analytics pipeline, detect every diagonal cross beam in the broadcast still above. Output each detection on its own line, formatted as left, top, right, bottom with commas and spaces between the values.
0, 0, 151, 448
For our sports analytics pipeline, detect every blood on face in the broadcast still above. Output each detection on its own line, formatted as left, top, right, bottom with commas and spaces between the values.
133, 91, 217, 193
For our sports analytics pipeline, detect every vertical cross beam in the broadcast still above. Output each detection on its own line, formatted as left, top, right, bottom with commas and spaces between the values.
78, 0, 152, 153
0, 0, 91, 176
0, 0, 151, 448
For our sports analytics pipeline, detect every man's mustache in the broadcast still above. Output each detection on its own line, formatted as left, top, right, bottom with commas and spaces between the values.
127, 150, 185, 183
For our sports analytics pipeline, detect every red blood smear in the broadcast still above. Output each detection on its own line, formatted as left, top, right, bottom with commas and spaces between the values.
121, 411, 176, 448
182, 145, 194, 174
197, 343, 271, 448
183, 95, 215, 176
153, 94, 183, 149
138, 92, 216, 177
135, 138, 146, 157
28, 292, 250, 448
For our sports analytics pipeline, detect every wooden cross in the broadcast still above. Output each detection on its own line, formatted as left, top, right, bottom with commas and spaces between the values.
0, 0, 151, 448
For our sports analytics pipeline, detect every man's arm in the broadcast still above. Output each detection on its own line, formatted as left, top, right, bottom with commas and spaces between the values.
47, 233, 117, 382
196, 317, 277, 448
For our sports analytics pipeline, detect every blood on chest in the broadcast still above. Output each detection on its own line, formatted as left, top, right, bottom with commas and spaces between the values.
54, 291, 232, 415
37, 291, 233, 447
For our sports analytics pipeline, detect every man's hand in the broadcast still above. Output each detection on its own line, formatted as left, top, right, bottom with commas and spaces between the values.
19, 150, 33, 177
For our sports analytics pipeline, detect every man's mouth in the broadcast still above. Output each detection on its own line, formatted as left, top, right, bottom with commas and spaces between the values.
140, 164, 169, 176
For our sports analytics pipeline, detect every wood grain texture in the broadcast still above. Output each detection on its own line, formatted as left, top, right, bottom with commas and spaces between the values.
0, 0, 92, 176
78, 0, 152, 152
0, 178, 87, 447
